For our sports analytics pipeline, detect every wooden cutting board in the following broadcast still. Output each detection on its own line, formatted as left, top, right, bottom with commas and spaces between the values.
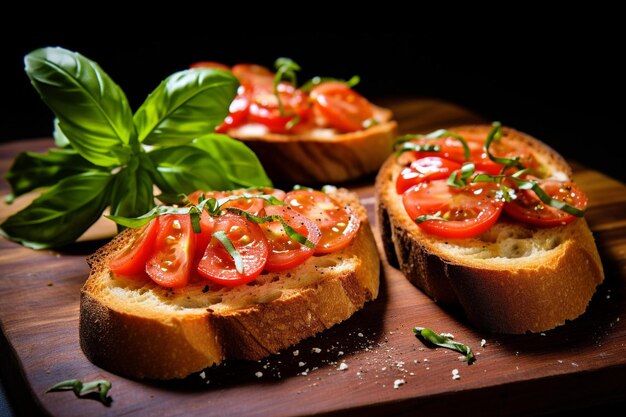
1, 98, 625, 417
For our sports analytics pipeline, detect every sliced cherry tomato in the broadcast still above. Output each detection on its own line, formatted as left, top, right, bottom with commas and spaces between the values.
396, 157, 462, 194
311, 82, 374, 132
504, 180, 588, 227
284, 190, 360, 254
247, 83, 310, 132
189, 61, 230, 71
146, 215, 195, 288
261, 205, 322, 272
215, 85, 251, 133
198, 213, 269, 286
109, 218, 160, 277
402, 180, 504, 239
231, 64, 274, 88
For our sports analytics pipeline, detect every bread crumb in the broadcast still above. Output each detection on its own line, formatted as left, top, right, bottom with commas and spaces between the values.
293, 350, 299, 356
255, 371, 263, 378
393, 379, 406, 389
338, 362, 348, 371
480, 339, 487, 347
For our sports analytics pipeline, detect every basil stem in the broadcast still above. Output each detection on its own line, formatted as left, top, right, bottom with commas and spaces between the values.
47, 378, 112, 405
413, 327, 475, 365
224, 207, 316, 249
212, 231, 244, 274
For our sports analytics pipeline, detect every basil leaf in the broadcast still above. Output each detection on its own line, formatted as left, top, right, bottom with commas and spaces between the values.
24, 47, 133, 166
413, 327, 476, 365
52, 118, 70, 148
192, 134, 272, 188
148, 145, 234, 194
299, 75, 360, 92
134, 69, 238, 146
212, 230, 244, 274
4, 148, 102, 203
0, 172, 112, 249
109, 156, 154, 221
47, 378, 112, 405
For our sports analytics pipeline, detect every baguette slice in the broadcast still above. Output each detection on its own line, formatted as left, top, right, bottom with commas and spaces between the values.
376, 125, 604, 334
80, 189, 379, 379
228, 106, 397, 184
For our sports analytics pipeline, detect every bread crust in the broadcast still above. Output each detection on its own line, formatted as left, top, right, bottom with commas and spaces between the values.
228, 107, 398, 184
376, 125, 604, 333
80, 189, 379, 379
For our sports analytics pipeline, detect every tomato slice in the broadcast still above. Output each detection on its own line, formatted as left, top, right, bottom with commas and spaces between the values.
311, 82, 374, 132
109, 218, 160, 277
146, 215, 195, 288
261, 205, 322, 272
189, 61, 231, 71
396, 157, 462, 194
231, 64, 274, 88
504, 180, 588, 227
402, 180, 504, 239
197, 214, 269, 286
247, 83, 310, 133
284, 190, 360, 254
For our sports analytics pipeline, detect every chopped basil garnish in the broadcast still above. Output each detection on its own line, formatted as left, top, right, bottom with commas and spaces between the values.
300, 75, 360, 92
413, 327, 475, 365
224, 207, 316, 249
212, 230, 244, 274
415, 214, 449, 223
47, 378, 112, 405
447, 162, 476, 188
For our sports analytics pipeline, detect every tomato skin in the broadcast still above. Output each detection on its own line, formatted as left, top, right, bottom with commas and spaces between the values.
284, 190, 360, 254
262, 205, 322, 272
190, 61, 230, 71
396, 157, 462, 194
109, 218, 160, 277
402, 180, 504, 239
504, 180, 588, 227
146, 215, 196, 288
197, 214, 269, 286
311, 82, 374, 132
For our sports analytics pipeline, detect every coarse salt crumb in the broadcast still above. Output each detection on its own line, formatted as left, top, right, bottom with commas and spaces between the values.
480, 339, 487, 347
293, 350, 299, 356
312, 348, 322, 353
338, 362, 349, 371
299, 362, 306, 367
393, 379, 406, 389
440, 332, 454, 339
255, 371, 263, 378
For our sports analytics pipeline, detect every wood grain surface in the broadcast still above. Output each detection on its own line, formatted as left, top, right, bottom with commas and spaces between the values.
1, 98, 625, 417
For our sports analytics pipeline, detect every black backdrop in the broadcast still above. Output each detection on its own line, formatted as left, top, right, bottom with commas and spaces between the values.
1, 27, 622, 181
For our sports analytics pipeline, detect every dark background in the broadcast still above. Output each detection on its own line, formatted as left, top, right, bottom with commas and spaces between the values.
1, 26, 622, 181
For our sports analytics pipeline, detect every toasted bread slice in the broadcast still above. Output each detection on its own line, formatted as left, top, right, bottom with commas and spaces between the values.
80, 189, 379, 379
228, 106, 397, 184
376, 125, 604, 333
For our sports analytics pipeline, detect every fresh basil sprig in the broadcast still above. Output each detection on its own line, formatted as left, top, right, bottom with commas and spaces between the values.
0, 47, 271, 249
47, 378, 112, 405
413, 327, 475, 365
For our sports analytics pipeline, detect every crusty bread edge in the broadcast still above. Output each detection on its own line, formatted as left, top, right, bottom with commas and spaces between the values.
80, 189, 380, 379
375, 125, 604, 333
